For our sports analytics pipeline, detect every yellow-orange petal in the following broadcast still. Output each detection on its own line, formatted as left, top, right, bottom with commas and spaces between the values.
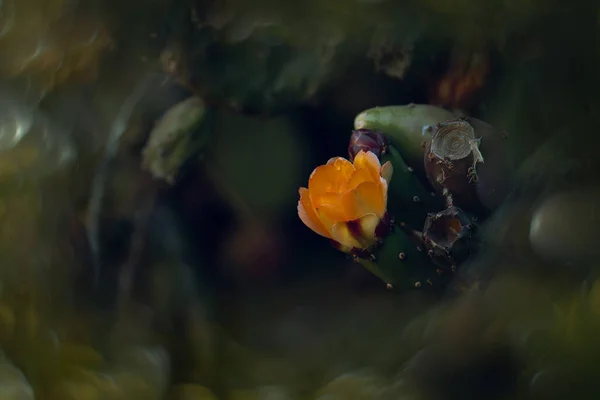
308, 158, 355, 198
313, 190, 362, 223
381, 161, 393, 185
353, 150, 381, 182
326, 157, 356, 175
379, 177, 388, 212
331, 213, 380, 249
347, 168, 373, 191
354, 181, 386, 218
315, 207, 338, 236
356, 213, 380, 245
298, 188, 330, 238
327, 157, 357, 192
331, 222, 363, 249
312, 192, 348, 222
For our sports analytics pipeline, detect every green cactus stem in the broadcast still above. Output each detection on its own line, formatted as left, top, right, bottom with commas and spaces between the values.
383, 144, 444, 229
353, 221, 443, 290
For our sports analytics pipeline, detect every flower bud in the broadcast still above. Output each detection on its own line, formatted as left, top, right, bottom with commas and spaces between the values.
348, 129, 388, 161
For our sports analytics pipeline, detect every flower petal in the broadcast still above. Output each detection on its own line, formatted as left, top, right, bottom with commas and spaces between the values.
356, 213, 381, 245
316, 207, 339, 236
298, 187, 330, 238
312, 192, 348, 222
313, 190, 362, 223
308, 158, 355, 198
381, 161, 393, 185
379, 177, 388, 213
353, 150, 381, 182
347, 168, 373, 191
331, 222, 363, 249
354, 181, 386, 218
331, 213, 381, 250
328, 157, 356, 192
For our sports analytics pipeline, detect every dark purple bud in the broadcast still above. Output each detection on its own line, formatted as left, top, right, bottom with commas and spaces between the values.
422, 206, 478, 270
348, 129, 388, 160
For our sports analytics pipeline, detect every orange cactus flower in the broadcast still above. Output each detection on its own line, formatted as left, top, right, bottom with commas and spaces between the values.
297, 150, 393, 251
